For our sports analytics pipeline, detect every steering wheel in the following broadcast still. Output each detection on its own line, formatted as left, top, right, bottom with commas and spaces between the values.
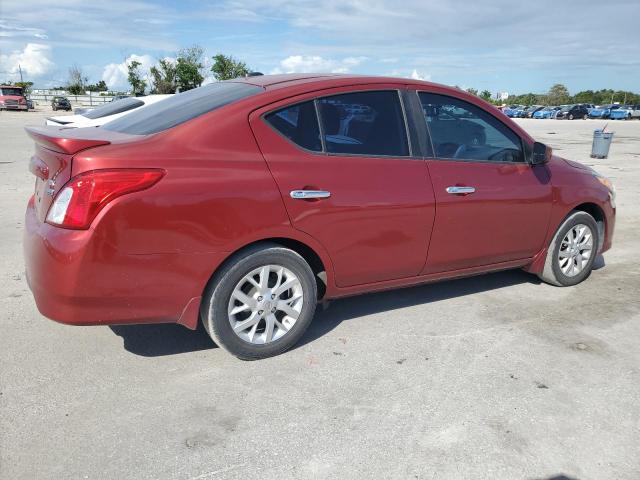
453, 144, 467, 159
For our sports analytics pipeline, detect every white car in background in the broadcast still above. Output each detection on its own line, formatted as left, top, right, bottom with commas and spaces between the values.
46, 95, 172, 127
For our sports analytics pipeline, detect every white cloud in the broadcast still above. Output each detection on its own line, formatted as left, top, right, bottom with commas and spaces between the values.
410, 69, 431, 81
272, 55, 367, 74
0, 43, 54, 79
102, 54, 155, 89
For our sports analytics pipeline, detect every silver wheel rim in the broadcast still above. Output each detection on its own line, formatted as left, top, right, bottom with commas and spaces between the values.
228, 265, 303, 345
558, 223, 593, 277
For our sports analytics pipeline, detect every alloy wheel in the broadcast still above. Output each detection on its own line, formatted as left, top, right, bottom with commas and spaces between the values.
558, 224, 593, 277
227, 265, 304, 344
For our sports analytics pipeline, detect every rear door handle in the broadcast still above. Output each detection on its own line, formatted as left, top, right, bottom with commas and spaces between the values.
446, 186, 476, 195
290, 190, 331, 200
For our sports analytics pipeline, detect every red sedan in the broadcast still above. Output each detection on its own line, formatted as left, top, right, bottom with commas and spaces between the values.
23, 74, 616, 359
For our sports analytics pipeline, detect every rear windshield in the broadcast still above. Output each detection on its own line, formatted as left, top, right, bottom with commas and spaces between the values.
1, 87, 23, 96
83, 97, 144, 119
103, 82, 263, 135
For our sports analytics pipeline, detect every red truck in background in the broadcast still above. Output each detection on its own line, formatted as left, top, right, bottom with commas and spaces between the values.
0, 85, 28, 111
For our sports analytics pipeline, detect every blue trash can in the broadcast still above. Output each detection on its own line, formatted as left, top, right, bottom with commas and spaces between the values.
591, 129, 614, 159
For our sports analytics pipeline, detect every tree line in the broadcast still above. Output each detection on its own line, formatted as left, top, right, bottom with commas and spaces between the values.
466, 83, 640, 106
55, 46, 252, 96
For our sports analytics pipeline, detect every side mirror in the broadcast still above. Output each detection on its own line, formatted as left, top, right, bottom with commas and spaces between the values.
531, 141, 551, 165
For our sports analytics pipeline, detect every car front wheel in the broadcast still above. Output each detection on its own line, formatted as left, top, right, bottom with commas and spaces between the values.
539, 211, 599, 287
201, 243, 318, 360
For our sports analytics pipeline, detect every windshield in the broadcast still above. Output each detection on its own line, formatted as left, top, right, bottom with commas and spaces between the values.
1, 87, 23, 96
103, 82, 263, 135
83, 97, 145, 119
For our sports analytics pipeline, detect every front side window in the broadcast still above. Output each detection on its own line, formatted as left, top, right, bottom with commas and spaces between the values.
317, 91, 409, 157
264, 101, 321, 152
419, 92, 524, 162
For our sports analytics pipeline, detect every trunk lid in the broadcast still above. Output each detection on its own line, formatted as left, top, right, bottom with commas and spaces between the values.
25, 126, 135, 222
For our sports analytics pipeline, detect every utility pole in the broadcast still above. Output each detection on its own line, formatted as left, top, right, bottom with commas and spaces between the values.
18, 64, 24, 83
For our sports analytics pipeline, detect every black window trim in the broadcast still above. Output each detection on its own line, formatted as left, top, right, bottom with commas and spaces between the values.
414, 90, 529, 165
261, 88, 416, 159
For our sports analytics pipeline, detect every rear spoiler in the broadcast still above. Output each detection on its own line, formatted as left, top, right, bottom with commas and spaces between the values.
25, 126, 111, 155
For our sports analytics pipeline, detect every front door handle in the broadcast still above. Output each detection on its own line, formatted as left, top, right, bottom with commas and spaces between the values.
446, 186, 476, 195
290, 190, 331, 200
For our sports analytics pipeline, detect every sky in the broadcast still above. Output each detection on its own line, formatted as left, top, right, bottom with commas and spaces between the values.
1, 0, 639, 94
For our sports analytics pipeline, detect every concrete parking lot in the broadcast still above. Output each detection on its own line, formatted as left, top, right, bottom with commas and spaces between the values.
1, 108, 639, 480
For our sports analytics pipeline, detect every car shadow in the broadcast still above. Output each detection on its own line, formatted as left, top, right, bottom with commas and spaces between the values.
111, 267, 548, 357
295, 268, 540, 350
110, 321, 216, 357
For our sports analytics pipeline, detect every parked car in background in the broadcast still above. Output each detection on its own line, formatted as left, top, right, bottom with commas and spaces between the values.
503, 105, 523, 118
555, 104, 589, 120
609, 105, 640, 120
45, 95, 172, 127
533, 106, 560, 119
0, 85, 28, 111
524, 105, 544, 117
51, 96, 72, 111
74, 107, 94, 115
23, 74, 616, 359
588, 105, 620, 119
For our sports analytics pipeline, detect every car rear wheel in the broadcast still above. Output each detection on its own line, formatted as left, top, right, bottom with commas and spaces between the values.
538, 211, 599, 287
201, 243, 318, 360
583, 114, 588, 119
568, 114, 574, 120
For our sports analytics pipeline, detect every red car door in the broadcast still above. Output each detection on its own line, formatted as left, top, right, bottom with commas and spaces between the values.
415, 91, 552, 274
250, 86, 435, 287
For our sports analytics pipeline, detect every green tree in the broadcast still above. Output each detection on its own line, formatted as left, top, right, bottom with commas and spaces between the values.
86, 80, 108, 92
14, 81, 34, 95
174, 46, 205, 92
150, 59, 177, 94
465, 87, 478, 96
546, 83, 570, 105
480, 90, 492, 101
127, 60, 147, 95
211, 54, 250, 81
67, 64, 87, 95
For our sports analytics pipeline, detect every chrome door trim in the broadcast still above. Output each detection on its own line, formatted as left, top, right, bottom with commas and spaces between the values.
290, 190, 331, 199
446, 186, 476, 195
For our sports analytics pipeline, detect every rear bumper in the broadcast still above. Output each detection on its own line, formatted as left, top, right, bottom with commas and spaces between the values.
24, 201, 225, 328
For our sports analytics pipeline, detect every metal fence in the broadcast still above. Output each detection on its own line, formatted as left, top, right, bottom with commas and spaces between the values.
30, 92, 116, 107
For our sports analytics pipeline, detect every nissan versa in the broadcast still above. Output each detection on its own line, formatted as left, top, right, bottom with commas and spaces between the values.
23, 74, 616, 359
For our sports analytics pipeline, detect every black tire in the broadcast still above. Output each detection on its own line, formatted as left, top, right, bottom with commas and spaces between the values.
52, 106, 57, 111
538, 211, 599, 287
568, 114, 574, 120
201, 243, 317, 360
583, 114, 588, 120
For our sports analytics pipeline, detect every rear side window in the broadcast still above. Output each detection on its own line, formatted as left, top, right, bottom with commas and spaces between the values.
83, 97, 144, 119
264, 101, 321, 152
103, 82, 263, 135
317, 91, 409, 156
419, 92, 524, 163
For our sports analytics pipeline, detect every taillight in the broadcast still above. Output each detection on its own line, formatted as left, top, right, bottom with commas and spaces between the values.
46, 169, 164, 229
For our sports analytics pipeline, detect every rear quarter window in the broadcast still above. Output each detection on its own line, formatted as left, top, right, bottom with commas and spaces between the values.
264, 101, 322, 152
103, 82, 263, 135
